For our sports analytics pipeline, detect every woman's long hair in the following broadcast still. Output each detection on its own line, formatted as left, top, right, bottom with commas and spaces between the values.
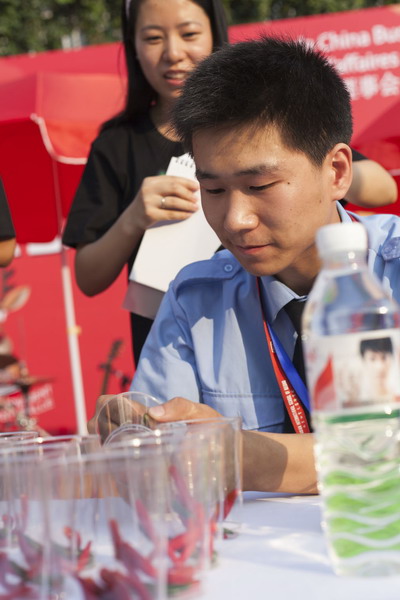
102, 0, 229, 129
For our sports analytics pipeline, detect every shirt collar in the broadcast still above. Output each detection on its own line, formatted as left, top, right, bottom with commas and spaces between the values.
337, 203, 353, 222
259, 276, 306, 323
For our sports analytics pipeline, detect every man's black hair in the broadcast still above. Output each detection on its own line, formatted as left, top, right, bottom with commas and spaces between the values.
360, 337, 394, 357
173, 36, 353, 165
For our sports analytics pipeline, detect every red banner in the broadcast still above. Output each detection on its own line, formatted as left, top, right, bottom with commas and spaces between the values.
0, 383, 55, 425
0, 246, 132, 434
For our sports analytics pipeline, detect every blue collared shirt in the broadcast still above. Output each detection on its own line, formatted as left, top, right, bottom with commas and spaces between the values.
131, 204, 400, 432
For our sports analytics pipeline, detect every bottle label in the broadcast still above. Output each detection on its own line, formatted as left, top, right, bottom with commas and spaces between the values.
305, 328, 400, 413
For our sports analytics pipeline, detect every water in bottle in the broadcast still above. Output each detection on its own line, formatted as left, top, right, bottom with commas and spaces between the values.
302, 221, 400, 577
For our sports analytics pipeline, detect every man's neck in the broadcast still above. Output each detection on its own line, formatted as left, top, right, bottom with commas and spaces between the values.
277, 205, 344, 295
275, 272, 317, 297
275, 248, 321, 296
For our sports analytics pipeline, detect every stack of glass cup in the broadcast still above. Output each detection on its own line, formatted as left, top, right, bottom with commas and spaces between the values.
0, 433, 101, 598
0, 392, 242, 599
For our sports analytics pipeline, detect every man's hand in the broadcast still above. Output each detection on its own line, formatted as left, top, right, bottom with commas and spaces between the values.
147, 397, 221, 423
87, 394, 114, 437
88, 395, 221, 441
87, 394, 148, 440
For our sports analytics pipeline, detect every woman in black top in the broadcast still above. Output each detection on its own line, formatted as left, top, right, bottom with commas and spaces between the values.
62, 0, 229, 366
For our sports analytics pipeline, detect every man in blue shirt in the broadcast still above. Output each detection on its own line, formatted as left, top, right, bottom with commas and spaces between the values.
92, 37, 399, 493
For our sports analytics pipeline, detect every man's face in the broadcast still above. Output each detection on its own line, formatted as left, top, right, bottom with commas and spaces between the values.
194, 124, 347, 292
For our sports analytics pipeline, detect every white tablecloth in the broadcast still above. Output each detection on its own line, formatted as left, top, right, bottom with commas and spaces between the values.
205, 491, 400, 599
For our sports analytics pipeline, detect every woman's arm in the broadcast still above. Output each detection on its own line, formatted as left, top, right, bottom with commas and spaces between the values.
0, 238, 16, 267
74, 203, 145, 296
347, 159, 397, 208
0, 180, 16, 267
74, 174, 200, 296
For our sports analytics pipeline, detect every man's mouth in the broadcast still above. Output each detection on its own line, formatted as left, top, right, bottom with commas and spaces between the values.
235, 243, 270, 255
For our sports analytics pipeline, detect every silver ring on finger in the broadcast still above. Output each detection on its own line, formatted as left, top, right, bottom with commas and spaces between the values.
160, 197, 167, 209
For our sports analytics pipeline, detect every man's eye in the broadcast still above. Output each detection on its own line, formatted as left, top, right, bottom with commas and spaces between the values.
249, 184, 271, 191
204, 188, 224, 195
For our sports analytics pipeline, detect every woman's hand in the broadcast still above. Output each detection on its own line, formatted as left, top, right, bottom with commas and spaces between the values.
75, 175, 200, 297
126, 175, 200, 232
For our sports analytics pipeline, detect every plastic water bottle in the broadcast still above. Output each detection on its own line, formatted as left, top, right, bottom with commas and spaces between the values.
302, 221, 400, 577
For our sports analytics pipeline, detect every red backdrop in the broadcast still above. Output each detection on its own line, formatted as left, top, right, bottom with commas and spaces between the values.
1, 247, 132, 434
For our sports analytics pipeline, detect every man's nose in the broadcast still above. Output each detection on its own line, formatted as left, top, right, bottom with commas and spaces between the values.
223, 194, 259, 234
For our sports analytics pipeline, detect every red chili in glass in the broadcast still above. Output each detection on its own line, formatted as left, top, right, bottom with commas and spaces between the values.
109, 519, 157, 579
168, 564, 198, 587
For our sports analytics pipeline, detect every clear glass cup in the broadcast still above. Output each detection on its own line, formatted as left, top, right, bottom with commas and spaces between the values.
0, 430, 39, 444
0, 439, 84, 598
41, 445, 169, 600
15, 433, 102, 454
77, 433, 102, 455
95, 391, 162, 444
0, 455, 48, 598
105, 428, 222, 594
16, 433, 80, 444
159, 417, 243, 541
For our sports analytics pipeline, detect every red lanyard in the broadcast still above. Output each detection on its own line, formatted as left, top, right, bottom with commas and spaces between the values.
256, 278, 310, 434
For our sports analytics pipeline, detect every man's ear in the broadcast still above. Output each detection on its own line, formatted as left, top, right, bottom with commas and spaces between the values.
326, 143, 352, 202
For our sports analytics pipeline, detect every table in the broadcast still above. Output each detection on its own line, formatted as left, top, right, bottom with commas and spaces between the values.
206, 491, 400, 599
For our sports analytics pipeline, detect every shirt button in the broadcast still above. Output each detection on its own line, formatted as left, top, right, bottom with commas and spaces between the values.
224, 264, 233, 273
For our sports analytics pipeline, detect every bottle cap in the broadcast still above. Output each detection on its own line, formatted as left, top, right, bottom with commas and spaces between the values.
316, 222, 367, 258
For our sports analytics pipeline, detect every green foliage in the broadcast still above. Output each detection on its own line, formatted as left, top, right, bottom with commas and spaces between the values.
222, 0, 400, 23
1, 0, 400, 56
222, 0, 273, 23
0, 0, 121, 56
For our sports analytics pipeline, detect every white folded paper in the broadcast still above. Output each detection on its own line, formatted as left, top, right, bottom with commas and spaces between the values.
123, 153, 221, 319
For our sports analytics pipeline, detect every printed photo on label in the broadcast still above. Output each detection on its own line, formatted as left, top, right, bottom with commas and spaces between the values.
305, 329, 400, 412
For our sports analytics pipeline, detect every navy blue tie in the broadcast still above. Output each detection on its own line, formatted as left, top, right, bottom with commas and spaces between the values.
284, 299, 311, 432
285, 299, 306, 384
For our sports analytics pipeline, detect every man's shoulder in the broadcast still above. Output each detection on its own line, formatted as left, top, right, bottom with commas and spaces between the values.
171, 250, 245, 294
357, 212, 400, 260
